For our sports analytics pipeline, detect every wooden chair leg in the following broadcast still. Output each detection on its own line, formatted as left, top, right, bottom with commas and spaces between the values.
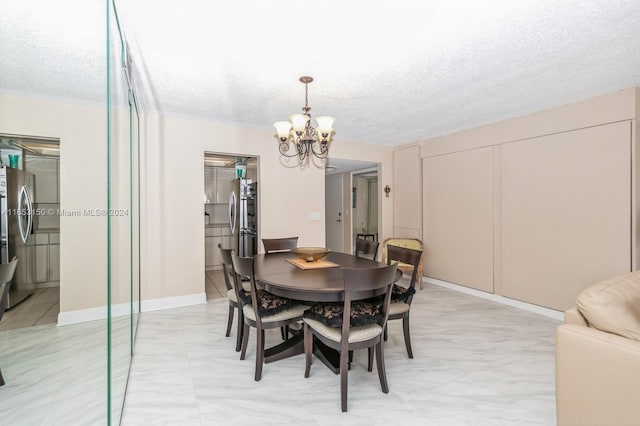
304, 324, 312, 378
383, 323, 388, 341
403, 315, 413, 359
235, 308, 244, 352
375, 340, 389, 393
280, 325, 289, 341
240, 323, 250, 360
0, 368, 4, 387
340, 348, 350, 412
226, 305, 234, 337
255, 328, 265, 381
367, 347, 374, 372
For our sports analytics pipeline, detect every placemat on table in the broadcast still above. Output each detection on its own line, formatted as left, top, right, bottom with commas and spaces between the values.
286, 257, 340, 270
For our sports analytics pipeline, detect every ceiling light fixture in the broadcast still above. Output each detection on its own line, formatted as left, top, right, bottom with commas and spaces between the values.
273, 76, 335, 163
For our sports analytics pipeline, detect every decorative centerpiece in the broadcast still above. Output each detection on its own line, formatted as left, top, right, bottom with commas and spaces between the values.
292, 247, 330, 262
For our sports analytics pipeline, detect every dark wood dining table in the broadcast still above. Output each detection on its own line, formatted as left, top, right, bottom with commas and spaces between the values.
254, 251, 397, 373
255, 251, 390, 302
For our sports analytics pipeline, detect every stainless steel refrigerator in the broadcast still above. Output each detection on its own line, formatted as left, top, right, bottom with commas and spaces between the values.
0, 167, 35, 309
228, 178, 257, 257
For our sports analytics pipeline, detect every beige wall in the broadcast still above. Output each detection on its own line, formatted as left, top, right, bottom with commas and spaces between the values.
0, 93, 108, 313
0, 91, 394, 315
400, 87, 639, 310
331, 141, 394, 243
393, 145, 421, 238
422, 147, 494, 293
141, 114, 392, 302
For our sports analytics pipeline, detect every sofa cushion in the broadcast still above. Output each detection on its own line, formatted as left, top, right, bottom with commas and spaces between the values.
576, 272, 640, 341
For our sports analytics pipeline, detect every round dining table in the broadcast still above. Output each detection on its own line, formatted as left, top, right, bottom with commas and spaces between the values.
255, 251, 392, 302
253, 250, 398, 373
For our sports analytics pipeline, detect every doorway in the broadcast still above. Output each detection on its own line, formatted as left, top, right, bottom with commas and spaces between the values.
324, 158, 378, 255
203, 153, 258, 301
325, 174, 343, 252
0, 134, 60, 331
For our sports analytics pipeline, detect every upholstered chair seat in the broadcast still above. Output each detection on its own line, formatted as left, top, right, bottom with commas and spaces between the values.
303, 318, 383, 343
391, 285, 415, 303
243, 304, 309, 323
388, 302, 410, 316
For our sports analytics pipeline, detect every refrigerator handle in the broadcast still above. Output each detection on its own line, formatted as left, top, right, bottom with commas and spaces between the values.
26, 186, 33, 239
228, 191, 236, 235
18, 185, 31, 244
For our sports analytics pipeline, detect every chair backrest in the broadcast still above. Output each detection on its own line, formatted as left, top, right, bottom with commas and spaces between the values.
355, 238, 379, 260
0, 257, 18, 319
339, 263, 398, 345
231, 252, 261, 311
218, 243, 234, 292
262, 237, 298, 253
386, 245, 423, 293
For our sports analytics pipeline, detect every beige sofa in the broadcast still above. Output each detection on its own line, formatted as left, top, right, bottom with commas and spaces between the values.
556, 272, 640, 426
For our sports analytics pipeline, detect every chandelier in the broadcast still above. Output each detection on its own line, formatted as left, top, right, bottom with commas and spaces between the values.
273, 76, 335, 162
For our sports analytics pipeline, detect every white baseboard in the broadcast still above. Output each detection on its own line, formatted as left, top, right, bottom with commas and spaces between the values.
57, 293, 206, 326
141, 293, 207, 312
424, 277, 564, 321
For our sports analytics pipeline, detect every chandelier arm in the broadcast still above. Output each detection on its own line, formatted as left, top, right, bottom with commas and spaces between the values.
297, 139, 310, 161
278, 139, 301, 158
310, 140, 329, 159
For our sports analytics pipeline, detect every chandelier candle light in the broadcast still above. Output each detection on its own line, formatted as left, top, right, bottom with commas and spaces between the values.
273, 76, 335, 162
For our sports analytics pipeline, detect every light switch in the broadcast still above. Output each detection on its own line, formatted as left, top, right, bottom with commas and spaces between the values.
309, 212, 321, 221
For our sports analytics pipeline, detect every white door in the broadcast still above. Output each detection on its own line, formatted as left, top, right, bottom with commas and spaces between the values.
325, 174, 344, 252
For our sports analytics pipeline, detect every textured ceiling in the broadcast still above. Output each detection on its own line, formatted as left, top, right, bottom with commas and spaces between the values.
1, 0, 640, 146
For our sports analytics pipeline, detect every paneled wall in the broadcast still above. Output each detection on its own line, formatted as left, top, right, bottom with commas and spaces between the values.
393, 145, 421, 238
423, 147, 494, 293
500, 122, 631, 310
398, 88, 639, 311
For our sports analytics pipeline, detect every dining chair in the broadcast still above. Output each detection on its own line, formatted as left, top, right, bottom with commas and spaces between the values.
231, 253, 309, 381
302, 263, 398, 412
384, 244, 423, 359
218, 243, 249, 352
0, 257, 19, 387
381, 238, 424, 289
355, 238, 379, 261
262, 237, 298, 253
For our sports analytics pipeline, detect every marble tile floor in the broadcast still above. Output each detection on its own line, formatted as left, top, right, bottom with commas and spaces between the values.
121, 282, 561, 426
205, 269, 227, 301
0, 286, 60, 331
0, 315, 131, 425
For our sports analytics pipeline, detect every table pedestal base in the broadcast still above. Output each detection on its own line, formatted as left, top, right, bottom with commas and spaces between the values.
264, 332, 340, 374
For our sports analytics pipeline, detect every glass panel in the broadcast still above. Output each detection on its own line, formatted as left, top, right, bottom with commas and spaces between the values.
108, 0, 140, 423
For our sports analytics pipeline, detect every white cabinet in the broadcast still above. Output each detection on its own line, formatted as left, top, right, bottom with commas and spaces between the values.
204, 167, 216, 204
34, 245, 49, 283
205, 167, 235, 205
205, 236, 216, 268
49, 243, 60, 281
25, 156, 59, 203
205, 227, 225, 269
32, 231, 60, 285
204, 226, 233, 270
215, 168, 235, 204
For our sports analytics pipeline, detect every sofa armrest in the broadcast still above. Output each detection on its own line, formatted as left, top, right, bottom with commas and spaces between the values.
556, 324, 640, 426
563, 306, 587, 326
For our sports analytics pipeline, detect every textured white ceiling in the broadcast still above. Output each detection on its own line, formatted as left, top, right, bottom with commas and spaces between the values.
1, 0, 640, 145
